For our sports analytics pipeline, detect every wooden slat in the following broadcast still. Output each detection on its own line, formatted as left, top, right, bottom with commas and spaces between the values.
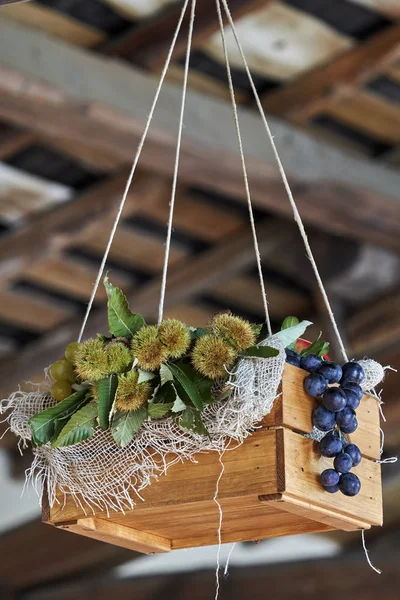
61, 518, 171, 554
22, 256, 130, 302
282, 429, 383, 528
321, 89, 400, 145
1, 3, 105, 47
137, 190, 244, 242
348, 287, 400, 355
80, 224, 187, 273
103, 0, 272, 68
263, 364, 381, 461
261, 23, 400, 118
1, 21, 400, 249
0, 289, 72, 331
211, 275, 311, 319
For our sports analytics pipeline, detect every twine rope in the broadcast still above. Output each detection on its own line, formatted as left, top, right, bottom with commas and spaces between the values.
220, 0, 348, 363
215, 0, 271, 334
77, 0, 191, 341
158, 0, 197, 324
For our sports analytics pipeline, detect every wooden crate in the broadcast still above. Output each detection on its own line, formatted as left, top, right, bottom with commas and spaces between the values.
43, 364, 382, 554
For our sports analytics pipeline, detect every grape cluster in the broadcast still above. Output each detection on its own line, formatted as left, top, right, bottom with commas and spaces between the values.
49, 342, 81, 402
285, 350, 364, 497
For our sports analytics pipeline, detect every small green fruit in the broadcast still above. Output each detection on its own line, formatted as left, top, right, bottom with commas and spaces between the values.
50, 358, 75, 382
51, 380, 73, 402
65, 341, 81, 363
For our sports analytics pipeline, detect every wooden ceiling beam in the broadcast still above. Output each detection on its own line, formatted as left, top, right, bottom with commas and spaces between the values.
0, 518, 136, 592
23, 536, 400, 600
0, 20, 400, 249
261, 23, 400, 119
102, 0, 271, 69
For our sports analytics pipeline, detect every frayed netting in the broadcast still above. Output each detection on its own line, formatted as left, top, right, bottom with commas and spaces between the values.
1, 337, 285, 514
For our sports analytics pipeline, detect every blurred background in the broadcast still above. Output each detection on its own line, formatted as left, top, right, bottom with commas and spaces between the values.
0, 0, 399, 597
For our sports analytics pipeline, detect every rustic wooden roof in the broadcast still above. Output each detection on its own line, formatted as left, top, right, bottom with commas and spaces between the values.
0, 1, 399, 596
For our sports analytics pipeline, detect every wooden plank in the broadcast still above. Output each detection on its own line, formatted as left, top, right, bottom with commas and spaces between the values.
39, 135, 126, 173
281, 428, 383, 528
80, 223, 187, 273
22, 256, 130, 302
322, 88, 400, 145
137, 190, 244, 242
0, 289, 72, 331
103, 0, 272, 68
348, 287, 400, 355
59, 518, 171, 554
1, 20, 400, 249
1, 4, 105, 47
211, 275, 311, 319
264, 363, 382, 461
261, 23, 400, 118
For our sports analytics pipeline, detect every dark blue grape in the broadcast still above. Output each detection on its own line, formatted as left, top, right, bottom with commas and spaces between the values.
322, 387, 347, 412
334, 453, 353, 473
312, 405, 336, 432
336, 407, 356, 428
339, 414, 358, 434
317, 361, 343, 384
321, 469, 340, 487
304, 373, 328, 397
339, 473, 361, 497
341, 362, 365, 385
300, 354, 322, 373
344, 443, 362, 467
325, 484, 339, 493
342, 386, 361, 411
319, 432, 343, 458
285, 349, 300, 367
341, 381, 363, 402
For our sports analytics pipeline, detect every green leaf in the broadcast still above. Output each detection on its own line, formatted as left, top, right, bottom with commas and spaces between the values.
189, 327, 208, 340
172, 395, 187, 413
111, 407, 147, 447
241, 345, 279, 359
159, 363, 174, 387
137, 369, 156, 384
29, 390, 89, 446
104, 276, 146, 338
180, 407, 209, 436
148, 403, 173, 418
274, 320, 313, 349
167, 362, 214, 411
52, 402, 98, 448
300, 333, 330, 357
251, 323, 263, 337
97, 373, 118, 430
281, 316, 300, 330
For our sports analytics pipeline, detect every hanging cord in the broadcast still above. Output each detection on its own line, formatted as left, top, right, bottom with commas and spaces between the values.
213, 451, 226, 600
219, 0, 347, 361
77, 0, 191, 342
158, 0, 197, 324
215, 0, 271, 335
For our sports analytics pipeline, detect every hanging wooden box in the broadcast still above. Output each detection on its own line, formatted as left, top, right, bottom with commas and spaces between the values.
43, 364, 383, 554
